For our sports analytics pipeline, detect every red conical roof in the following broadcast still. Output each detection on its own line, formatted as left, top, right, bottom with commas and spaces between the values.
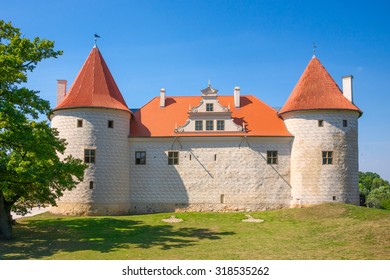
53, 46, 130, 113
278, 56, 361, 116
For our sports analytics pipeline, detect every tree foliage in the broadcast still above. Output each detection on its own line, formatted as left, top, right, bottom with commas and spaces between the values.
359, 171, 390, 209
0, 20, 87, 240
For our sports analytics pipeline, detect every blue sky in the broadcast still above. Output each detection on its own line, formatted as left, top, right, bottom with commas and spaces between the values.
2, 0, 390, 180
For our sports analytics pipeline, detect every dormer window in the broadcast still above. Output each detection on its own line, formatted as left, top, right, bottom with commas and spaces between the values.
217, 120, 225, 130
206, 103, 214, 112
206, 120, 214, 130
195, 120, 203, 131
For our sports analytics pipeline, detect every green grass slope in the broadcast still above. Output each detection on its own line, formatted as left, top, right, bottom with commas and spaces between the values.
1, 203, 389, 260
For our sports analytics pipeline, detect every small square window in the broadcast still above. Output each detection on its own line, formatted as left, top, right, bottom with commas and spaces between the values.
168, 151, 179, 165
206, 103, 214, 111
77, 119, 83, 127
322, 151, 333, 165
89, 181, 94, 190
217, 120, 225, 130
206, 120, 214, 130
195, 120, 203, 131
318, 120, 324, 127
267, 151, 278, 164
84, 149, 96, 163
135, 151, 146, 165
343, 120, 348, 127
108, 120, 114, 128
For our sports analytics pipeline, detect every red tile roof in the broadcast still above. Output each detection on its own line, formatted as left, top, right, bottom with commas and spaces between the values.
278, 57, 362, 116
53, 47, 130, 113
130, 95, 292, 137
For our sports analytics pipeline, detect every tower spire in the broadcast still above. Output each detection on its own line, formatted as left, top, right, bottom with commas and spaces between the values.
94, 34, 101, 48
312, 42, 317, 58
53, 46, 130, 113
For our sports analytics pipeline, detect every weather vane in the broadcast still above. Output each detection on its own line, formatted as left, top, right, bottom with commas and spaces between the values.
313, 42, 317, 57
94, 34, 101, 46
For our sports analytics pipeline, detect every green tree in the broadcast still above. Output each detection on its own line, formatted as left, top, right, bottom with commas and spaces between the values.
359, 171, 390, 209
0, 21, 86, 240
366, 186, 390, 209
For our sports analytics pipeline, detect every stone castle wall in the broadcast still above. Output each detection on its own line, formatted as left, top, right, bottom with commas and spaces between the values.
283, 110, 360, 206
129, 136, 293, 213
49, 108, 360, 216
50, 108, 131, 215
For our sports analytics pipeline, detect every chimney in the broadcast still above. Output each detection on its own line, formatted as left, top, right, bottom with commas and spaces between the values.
234, 86, 240, 108
56, 80, 67, 105
342, 75, 353, 102
160, 88, 166, 107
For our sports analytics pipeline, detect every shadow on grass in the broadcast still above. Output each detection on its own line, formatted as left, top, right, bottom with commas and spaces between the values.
0, 216, 235, 259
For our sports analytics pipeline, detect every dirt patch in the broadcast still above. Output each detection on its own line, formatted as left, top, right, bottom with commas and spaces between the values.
242, 214, 264, 223
162, 215, 183, 223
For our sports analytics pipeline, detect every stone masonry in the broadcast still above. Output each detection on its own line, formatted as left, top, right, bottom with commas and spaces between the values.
51, 108, 131, 215
284, 110, 360, 207
129, 137, 292, 213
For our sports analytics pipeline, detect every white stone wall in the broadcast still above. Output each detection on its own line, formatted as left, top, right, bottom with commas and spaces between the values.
51, 108, 131, 215
283, 110, 360, 206
50, 106, 359, 215
129, 137, 292, 213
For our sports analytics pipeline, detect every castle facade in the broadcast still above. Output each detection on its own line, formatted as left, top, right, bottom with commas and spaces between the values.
50, 46, 362, 215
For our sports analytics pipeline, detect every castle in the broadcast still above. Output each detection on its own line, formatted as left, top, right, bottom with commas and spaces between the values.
50, 46, 362, 215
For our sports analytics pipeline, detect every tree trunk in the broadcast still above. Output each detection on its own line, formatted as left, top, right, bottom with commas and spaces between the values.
0, 191, 13, 240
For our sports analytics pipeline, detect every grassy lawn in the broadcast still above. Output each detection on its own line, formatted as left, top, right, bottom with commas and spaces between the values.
0, 203, 389, 260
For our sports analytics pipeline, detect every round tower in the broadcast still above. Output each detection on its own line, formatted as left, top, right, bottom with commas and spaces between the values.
50, 46, 132, 215
279, 57, 362, 207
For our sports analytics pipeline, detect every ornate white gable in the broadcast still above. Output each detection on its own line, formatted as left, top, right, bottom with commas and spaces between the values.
175, 83, 244, 133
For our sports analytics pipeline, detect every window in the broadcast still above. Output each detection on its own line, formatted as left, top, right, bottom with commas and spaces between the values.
108, 120, 114, 128
217, 120, 225, 130
318, 120, 324, 127
168, 151, 179, 165
343, 120, 348, 127
322, 151, 333, 165
206, 120, 214, 130
206, 103, 214, 111
195, 120, 203, 131
89, 181, 94, 190
267, 151, 278, 164
135, 151, 146, 165
77, 119, 83, 127
84, 149, 96, 163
